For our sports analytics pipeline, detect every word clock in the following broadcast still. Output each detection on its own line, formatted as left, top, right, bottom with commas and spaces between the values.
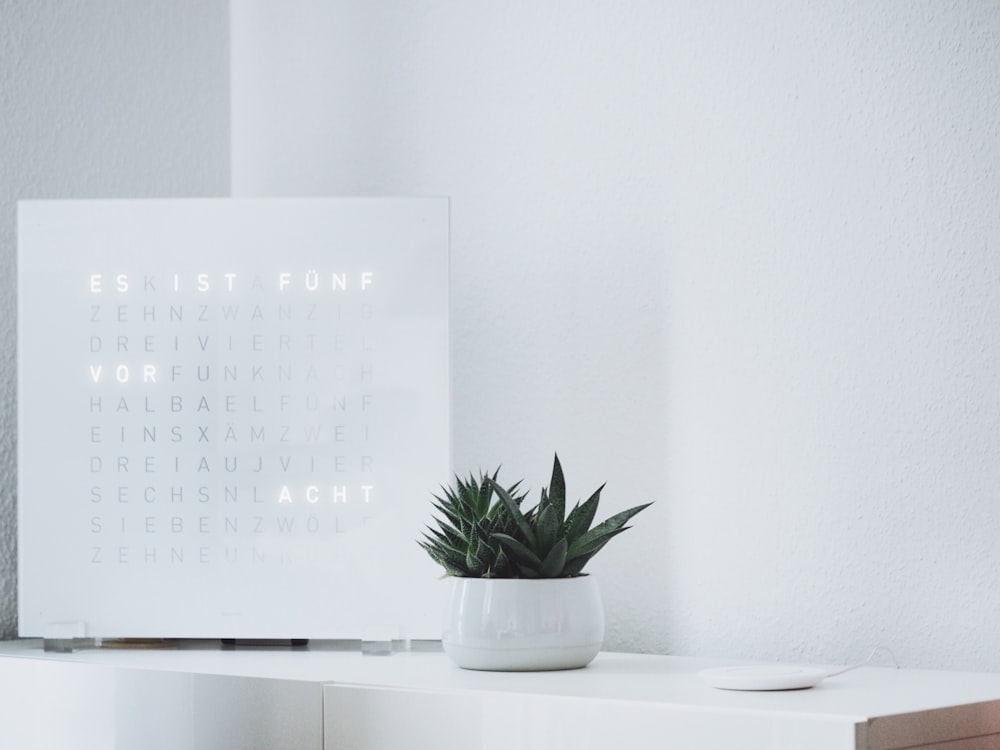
18, 198, 450, 639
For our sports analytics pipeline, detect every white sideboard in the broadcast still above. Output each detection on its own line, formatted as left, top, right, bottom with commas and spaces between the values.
0, 639, 999, 749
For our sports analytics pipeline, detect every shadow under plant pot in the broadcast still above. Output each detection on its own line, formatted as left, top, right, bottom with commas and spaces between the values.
442, 576, 604, 671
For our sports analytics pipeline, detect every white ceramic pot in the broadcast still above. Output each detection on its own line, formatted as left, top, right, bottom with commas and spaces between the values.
441, 576, 605, 671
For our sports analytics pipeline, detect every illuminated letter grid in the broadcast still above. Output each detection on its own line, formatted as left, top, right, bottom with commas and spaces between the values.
18, 198, 450, 639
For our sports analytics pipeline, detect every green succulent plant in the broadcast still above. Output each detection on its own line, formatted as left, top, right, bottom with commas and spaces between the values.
418, 468, 529, 577
488, 454, 652, 578
419, 454, 652, 579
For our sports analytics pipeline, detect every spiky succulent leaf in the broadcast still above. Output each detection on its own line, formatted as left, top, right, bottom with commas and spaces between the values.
490, 481, 537, 549
418, 538, 469, 577
560, 552, 597, 578
431, 497, 465, 532
493, 532, 544, 572
539, 537, 569, 578
431, 520, 466, 551
487, 480, 521, 520
564, 527, 632, 570
422, 526, 460, 552
547, 454, 566, 525
563, 484, 604, 540
472, 468, 498, 518
487, 546, 511, 578
421, 525, 466, 553
566, 503, 653, 560
534, 500, 562, 558
465, 534, 488, 576
419, 468, 529, 577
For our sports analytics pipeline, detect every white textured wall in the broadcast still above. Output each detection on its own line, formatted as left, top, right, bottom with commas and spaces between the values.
232, 1, 1000, 671
0, 0, 230, 639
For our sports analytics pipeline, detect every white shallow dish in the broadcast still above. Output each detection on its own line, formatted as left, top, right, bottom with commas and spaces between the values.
699, 665, 831, 691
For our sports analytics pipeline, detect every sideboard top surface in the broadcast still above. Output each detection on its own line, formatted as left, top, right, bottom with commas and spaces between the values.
2, 638, 999, 726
